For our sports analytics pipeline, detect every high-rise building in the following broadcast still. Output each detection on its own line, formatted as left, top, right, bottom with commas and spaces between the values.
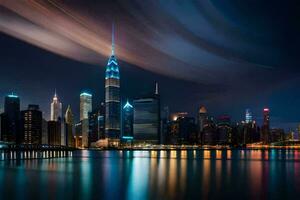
50, 91, 62, 121
80, 92, 92, 121
80, 92, 92, 148
20, 105, 42, 144
75, 121, 82, 148
105, 25, 120, 146
88, 102, 105, 147
216, 115, 232, 144
202, 117, 217, 145
261, 108, 270, 144
65, 105, 74, 147
48, 120, 61, 145
0, 94, 20, 143
133, 83, 160, 144
245, 109, 252, 123
42, 118, 48, 144
122, 100, 133, 140
168, 115, 197, 144
198, 106, 208, 133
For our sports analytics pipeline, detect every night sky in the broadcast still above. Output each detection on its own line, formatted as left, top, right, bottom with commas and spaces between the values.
0, 0, 299, 130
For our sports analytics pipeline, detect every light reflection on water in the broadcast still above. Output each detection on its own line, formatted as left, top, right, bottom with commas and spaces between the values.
0, 149, 299, 199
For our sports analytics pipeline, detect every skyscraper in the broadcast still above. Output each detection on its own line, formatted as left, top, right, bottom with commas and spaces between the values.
88, 102, 105, 147
105, 24, 120, 146
245, 109, 252, 123
50, 91, 62, 121
198, 106, 208, 133
20, 105, 42, 144
80, 92, 92, 148
48, 120, 61, 146
80, 92, 92, 121
133, 83, 160, 144
0, 94, 20, 143
65, 105, 74, 147
262, 108, 270, 144
122, 100, 133, 140
216, 115, 232, 144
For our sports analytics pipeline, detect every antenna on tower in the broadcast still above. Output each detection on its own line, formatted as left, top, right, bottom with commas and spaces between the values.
112, 22, 115, 55
155, 82, 159, 95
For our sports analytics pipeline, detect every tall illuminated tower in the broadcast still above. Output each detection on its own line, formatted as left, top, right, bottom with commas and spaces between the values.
262, 108, 270, 144
245, 109, 252, 123
105, 24, 120, 145
50, 90, 62, 121
80, 92, 92, 121
80, 92, 92, 148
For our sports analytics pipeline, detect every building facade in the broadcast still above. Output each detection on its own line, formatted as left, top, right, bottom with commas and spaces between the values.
80, 92, 92, 148
133, 85, 160, 144
0, 94, 20, 143
20, 105, 42, 144
65, 105, 74, 147
198, 106, 208, 133
105, 26, 120, 146
80, 93, 92, 121
122, 100, 133, 140
48, 120, 61, 146
245, 109, 253, 123
89, 102, 105, 147
261, 108, 270, 144
50, 91, 62, 121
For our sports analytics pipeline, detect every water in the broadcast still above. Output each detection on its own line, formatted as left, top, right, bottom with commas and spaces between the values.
0, 149, 299, 199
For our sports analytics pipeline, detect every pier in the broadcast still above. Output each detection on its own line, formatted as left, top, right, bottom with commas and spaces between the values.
0, 143, 75, 161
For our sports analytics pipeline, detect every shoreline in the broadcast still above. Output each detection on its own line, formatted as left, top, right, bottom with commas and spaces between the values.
85, 146, 300, 151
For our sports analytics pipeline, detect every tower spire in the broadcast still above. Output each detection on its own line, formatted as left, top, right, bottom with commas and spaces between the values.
54, 88, 57, 98
112, 23, 115, 56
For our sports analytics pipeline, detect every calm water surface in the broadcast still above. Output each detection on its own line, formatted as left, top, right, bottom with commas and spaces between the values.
0, 149, 299, 199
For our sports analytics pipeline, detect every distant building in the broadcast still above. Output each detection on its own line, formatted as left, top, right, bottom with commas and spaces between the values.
80, 92, 92, 121
89, 102, 105, 147
80, 92, 92, 148
122, 100, 133, 141
202, 117, 217, 145
198, 106, 208, 132
245, 109, 252, 123
261, 108, 270, 144
0, 94, 20, 143
168, 115, 197, 144
269, 128, 284, 143
42, 119, 48, 144
105, 25, 121, 146
216, 115, 232, 144
75, 121, 82, 148
20, 105, 42, 144
65, 105, 74, 147
48, 120, 61, 145
160, 106, 170, 144
133, 83, 160, 144
50, 91, 62, 121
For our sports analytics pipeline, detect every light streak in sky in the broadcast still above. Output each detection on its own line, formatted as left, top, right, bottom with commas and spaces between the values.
0, 0, 280, 84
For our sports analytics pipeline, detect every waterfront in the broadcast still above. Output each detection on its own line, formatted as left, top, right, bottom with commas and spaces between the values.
0, 149, 299, 199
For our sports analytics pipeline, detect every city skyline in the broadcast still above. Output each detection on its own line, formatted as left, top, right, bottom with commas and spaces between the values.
0, 1, 299, 132
0, 2, 299, 199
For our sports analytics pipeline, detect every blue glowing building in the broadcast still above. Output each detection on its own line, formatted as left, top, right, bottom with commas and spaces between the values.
245, 109, 252, 123
105, 25, 121, 145
122, 100, 134, 141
